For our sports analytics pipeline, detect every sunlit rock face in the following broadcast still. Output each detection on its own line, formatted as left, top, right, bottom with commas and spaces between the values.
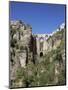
10, 20, 33, 85
18, 50, 27, 68
10, 20, 65, 68
34, 23, 65, 57
10, 20, 65, 88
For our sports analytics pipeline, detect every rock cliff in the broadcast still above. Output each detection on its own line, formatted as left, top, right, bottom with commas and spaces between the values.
9, 20, 66, 88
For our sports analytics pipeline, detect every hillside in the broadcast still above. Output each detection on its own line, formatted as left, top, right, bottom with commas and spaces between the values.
9, 21, 66, 88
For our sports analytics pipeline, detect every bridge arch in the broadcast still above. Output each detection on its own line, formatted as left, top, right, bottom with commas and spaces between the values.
40, 52, 43, 57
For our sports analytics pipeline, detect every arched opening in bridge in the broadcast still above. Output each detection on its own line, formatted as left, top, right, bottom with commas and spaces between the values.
40, 52, 43, 57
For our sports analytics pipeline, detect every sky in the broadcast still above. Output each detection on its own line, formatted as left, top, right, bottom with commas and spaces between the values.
10, 1, 65, 34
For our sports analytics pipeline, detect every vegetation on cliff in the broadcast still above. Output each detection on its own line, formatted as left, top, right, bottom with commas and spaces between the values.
10, 21, 66, 88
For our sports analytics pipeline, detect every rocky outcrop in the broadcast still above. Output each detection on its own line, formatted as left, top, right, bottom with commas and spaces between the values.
47, 25, 65, 51
10, 20, 66, 88
10, 20, 34, 87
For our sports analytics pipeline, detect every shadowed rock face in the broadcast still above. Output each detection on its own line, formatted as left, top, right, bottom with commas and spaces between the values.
10, 20, 66, 88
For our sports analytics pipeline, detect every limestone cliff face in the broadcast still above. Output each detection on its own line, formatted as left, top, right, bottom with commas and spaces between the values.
47, 24, 65, 51
10, 20, 66, 88
10, 20, 33, 81
34, 23, 65, 57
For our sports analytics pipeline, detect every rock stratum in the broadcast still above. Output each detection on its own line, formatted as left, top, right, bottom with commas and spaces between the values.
9, 20, 66, 88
